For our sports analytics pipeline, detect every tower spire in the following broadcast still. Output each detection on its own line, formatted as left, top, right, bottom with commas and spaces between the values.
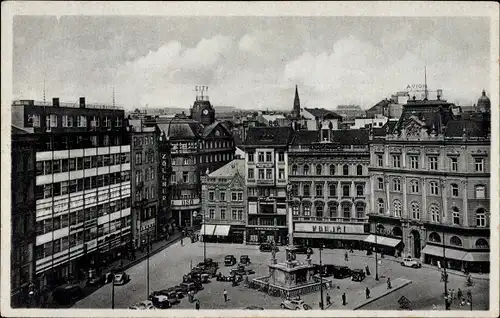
293, 85, 300, 117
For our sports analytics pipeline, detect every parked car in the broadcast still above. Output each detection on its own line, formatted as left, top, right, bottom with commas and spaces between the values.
259, 243, 279, 252
86, 272, 107, 287
332, 265, 351, 279
230, 264, 255, 276
401, 257, 422, 268
180, 282, 203, 293
280, 298, 312, 310
224, 255, 237, 266
151, 295, 172, 309
293, 245, 313, 255
113, 272, 130, 285
129, 300, 156, 310
240, 255, 251, 265
165, 286, 185, 299
351, 269, 366, 282
52, 284, 84, 305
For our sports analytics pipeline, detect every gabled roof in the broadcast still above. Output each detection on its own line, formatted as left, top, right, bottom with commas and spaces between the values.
244, 126, 293, 146
304, 108, 342, 119
156, 115, 203, 139
201, 121, 231, 138
208, 158, 245, 178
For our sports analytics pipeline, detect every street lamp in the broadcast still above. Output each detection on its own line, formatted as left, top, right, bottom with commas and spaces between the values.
146, 231, 151, 300
374, 223, 379, 281
442, 231, 449, 310
319, 241, 324, 310
111, 273, 115, 309
203, 212, 207, 262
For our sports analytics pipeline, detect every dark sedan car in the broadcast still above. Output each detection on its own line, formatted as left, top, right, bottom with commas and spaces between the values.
52, 284, 84, 305
293, 245, 313, 254
224, 255, 237, 266
259, 243, 279, 252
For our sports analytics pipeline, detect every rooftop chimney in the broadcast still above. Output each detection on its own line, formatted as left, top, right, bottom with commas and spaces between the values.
79, 97, 86, 109
52, 97, 60, 107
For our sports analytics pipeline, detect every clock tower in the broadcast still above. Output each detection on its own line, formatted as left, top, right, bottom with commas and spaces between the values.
191, 85, 215, 126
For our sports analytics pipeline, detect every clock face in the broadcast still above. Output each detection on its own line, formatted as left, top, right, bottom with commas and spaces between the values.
203, 109, 209, 115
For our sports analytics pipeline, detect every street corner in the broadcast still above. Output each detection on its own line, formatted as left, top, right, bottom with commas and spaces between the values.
352, 278, 412, 310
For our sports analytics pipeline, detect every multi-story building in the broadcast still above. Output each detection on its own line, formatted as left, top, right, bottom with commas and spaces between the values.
11, 127, 37, 307
150, 93, 235, 228
368, 91, 491, 273
288, 126, 371, 248
129, 120, 160, 248
244, 126, 293, 245
201, 158, 246, 243
11, 97, 132, 289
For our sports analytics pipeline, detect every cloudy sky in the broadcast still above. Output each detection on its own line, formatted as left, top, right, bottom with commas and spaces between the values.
13, 16, 491, 110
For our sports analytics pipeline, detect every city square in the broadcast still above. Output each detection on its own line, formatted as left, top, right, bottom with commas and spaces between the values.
72, 239, 490, 310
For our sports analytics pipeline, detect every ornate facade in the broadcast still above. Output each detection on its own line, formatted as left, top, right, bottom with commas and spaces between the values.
368, 92, 491, 272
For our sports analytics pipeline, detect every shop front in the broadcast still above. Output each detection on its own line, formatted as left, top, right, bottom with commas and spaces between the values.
422, 244, 490, 273
292, 222, 370, 249
246, 226, 288, 245
364, 234, 403, 257
200, 224, 245, 244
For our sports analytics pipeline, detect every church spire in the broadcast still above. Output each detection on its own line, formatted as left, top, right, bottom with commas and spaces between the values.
293, 85, 300, 118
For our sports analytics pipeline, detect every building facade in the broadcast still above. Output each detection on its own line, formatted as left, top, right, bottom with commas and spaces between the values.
129, 120, 160, 248
201, 159, 246, 243
368, 91, 491, 272
12, 98, 132, 290
11, 127, 37, 307
244, 127, 293, 245
288, 127, 371, 249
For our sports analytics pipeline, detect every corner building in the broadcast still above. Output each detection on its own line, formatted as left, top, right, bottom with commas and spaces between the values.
368, 91, 491, 273
11, 98, 132, 289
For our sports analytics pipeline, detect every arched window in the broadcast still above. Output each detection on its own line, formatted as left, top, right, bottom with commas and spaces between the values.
316, 164, 322, 175
329, 164, 336, 175
355, 202, 365, 218
291, 164, 297, 175
377, 198, 384, 214
430, 204, 440, 223
316, 205, 324, 218
452, 206, 460, 225
450, 236, 462, 247
377, 177, 384, 190
475, 238, 489, 249
392, 226, 403, 237
393, 199, 402, 217
303, 164, 309, 175
430, 181, 439, 195
429, 232, 441, 243
328, 202, 338, 218
393, 178, 401, 191
343, 164, 349, 176
356, 164, 363, 176
303, 184, 310, 196
475, 185, 485, 199
476, 208, 486, 227
410, 180, 419, 193
411, 201, 420, 219
342, 203, 351, 218
451, 183, 459, 197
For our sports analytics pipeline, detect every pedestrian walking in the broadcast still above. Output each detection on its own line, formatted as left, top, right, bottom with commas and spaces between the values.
365, 265, 371, 276
457, 288, 463, 302
451, 289, 455, 302
223, 288, 228, 302
342, 293, 346, 306
326, 293, 331, 306
366, 287, 371, 299
466, 290, 472, 301
387, 277, 392, 289
345, 251, 349, 262
181, 237, 184, 246
195, 300, 200, 310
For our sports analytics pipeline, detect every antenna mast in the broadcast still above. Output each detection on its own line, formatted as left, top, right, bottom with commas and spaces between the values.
43, 77, 46, 103
112, 86, 116, 107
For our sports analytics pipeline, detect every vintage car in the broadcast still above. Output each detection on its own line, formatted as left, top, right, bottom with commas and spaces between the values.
240, 255, 251, 265
52, 284, 84, 305
351, 269, 366, 282
113, 272, 130, 285
180, 281, 203, 293
224, 255, 237, 266
332, 265, 352, 279
129, 300, 156, 310
259, 243, 279, 252
400, 257, 422, 268
293, 245, 313, 255
280, 298, 312, 310
151, 295, 172, 309
230, 264, 255, 276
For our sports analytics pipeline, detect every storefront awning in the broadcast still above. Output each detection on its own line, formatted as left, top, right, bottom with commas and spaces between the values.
421, 245, 467, 261
213, 225, 231, 236
462, 252, 489, 262
200, 224, 216, 236
293, 233, 368, 241
364, 234, 401, 247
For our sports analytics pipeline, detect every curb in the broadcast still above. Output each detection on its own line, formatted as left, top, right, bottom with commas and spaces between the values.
120, 235, 183, 271
353, 280, 413, 310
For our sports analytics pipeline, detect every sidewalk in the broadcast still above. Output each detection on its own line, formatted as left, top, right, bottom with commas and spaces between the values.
320, 249, 489, 281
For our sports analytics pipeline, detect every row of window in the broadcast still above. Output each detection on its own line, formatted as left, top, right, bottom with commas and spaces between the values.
248, 151, 285, 163
171, 140, 233, 152
290, 183, 365, 197
35, 215, 131, 261
428, 233, 489, 249
375, 198, 488, 227
207, 208, 244, 220
133, 136, 156, 147
36, 197, 132, 235
376, 154, 485, 172
171, 171, 195, 184
36, 171, 131, 199
134, 151, 155, 165
376, 177, 487, 199
248, 168, 285, 180
36, 134, 128, 152
247, 217, 286, 226
36, 153, 131, 176
291, 202, 366, 219
140, 206, 157, 222
135, 185, 156, 201
290, 164, 364, 176
208, 191, 243, 202
199, 152, 233, 164
134, 167, 156, 183
28, 114, 123, 129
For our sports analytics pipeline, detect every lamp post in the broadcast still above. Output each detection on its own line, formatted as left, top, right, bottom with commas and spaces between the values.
203, 212, 207, 262
319, 241, 324, 310
374, 223, 379, 281
111, 273, 115, 309
146, 231, 150, 300
442, 231, 449, 310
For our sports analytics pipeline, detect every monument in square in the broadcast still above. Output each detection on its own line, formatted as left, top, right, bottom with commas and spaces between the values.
250, 241, 332, 298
